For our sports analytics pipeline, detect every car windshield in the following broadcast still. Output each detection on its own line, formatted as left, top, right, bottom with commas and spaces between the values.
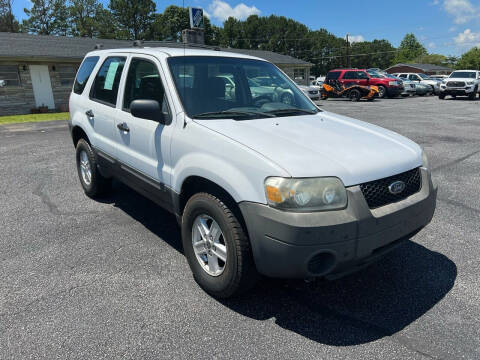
367, 71, 382, 78
167, 56, 319, 119
450, 71, 476, 79
418, 73, 432, 80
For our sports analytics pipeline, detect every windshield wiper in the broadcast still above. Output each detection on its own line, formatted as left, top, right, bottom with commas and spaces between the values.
265, 108, 319, 116
192, 110, 275, 119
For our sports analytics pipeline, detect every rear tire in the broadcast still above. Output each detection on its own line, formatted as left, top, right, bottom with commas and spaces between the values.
75, 139, 111, 198
182, 193, 258, 298
348, 89, 361, 102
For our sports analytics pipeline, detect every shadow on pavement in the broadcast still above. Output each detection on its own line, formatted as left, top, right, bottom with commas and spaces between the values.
99, 181, 456, 346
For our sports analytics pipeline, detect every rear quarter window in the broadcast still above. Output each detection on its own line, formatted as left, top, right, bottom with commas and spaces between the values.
326, 71, 341, 80
73, 56, 99, 95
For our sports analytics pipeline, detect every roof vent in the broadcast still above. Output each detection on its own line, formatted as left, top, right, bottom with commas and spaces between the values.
133, 40, 144, 47
94, 44, 104, 49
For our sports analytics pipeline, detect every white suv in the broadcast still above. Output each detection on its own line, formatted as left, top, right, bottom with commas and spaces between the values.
438, 70, 480, 100
69, 47, 437, 298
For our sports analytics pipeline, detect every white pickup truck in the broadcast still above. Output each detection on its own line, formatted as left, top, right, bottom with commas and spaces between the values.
69, 46, 437, 298
438, 70, 480, 100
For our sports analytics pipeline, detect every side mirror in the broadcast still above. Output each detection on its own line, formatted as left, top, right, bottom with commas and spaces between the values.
130, 99, 165, 124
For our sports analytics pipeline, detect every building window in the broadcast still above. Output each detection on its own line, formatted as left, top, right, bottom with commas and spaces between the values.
0, 65, 21, 86
293, 68, 306, 81
58, 65, 77, 87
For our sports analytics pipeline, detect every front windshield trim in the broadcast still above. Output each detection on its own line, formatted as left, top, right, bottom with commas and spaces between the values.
166, 55, 320, 120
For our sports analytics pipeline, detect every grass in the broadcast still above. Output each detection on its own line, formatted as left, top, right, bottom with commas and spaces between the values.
0, 112, 69, 125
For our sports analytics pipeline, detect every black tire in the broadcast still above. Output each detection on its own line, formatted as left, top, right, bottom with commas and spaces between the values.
75, 139, 111, 198
438, 93, 445, 100
430, 85, 436, 95
469, 87, 477, 100
182, 192, 258, 298
348, 89, 361, 102
377, 85, 387, 98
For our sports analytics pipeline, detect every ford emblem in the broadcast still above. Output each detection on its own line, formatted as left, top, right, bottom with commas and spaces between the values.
388, 180, 406, 195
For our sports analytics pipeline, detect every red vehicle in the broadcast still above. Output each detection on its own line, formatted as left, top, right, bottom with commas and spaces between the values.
325, 69, 404, 98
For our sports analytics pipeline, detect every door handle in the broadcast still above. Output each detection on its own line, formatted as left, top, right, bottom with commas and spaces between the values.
85, 109, 94, 119
117, 122, 130, 132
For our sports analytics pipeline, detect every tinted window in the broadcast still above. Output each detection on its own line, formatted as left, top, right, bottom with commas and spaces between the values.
74, 56, 99, 94
409, 74, 419, 80
343, 71, 357, 79
326, 71, 341, 80
123, 58, 169, 116
90, 56, 126, 106
357, 71, 370, 79
450, 71, 476, 79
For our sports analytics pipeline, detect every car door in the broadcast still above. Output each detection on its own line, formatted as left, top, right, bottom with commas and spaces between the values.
342, 71, 357, 87
356, 71, 370, 86
408, 74, 421, 83
88, 55, 126, 158
113, 54, 175, 200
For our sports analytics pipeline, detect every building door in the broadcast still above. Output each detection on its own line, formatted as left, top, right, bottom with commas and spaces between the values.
29, 65, 55, 109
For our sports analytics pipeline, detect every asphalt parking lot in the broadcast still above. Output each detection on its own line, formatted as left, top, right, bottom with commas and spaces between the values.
1, 95, 479, 359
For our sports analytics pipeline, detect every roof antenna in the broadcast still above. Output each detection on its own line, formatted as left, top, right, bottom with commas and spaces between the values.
133, 40, 144, 47
94, 44, 104, 49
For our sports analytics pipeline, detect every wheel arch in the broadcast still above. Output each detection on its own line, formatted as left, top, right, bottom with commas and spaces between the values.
71, 125, 90, 147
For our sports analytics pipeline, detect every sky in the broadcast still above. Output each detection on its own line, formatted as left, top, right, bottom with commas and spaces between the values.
10, 0, 480, 56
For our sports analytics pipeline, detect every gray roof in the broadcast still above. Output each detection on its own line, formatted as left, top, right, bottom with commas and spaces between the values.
387, 63, 453, 71
0, 32, 311, 66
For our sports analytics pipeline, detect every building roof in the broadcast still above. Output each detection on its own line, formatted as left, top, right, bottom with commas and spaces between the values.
0, 32, 312, 66
386, 63, 453, 71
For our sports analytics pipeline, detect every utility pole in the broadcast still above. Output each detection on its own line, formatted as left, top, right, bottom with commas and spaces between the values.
346, 33, 351, 68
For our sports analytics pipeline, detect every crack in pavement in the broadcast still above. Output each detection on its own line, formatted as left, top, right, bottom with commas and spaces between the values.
438, 197, 480, 215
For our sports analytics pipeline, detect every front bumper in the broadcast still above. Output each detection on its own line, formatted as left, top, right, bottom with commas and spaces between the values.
440, 86, 475, 95
239, 168, 437, 279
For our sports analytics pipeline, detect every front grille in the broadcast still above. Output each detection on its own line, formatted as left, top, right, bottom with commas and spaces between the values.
309, 90, 318, 95
359, 168, 422, 209
447, 81, 465, 87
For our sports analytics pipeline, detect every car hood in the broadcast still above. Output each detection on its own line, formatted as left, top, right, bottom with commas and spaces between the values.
194, 111, 422, 186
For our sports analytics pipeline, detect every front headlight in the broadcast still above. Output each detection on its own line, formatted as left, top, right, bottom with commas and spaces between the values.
264, 177, 347, 211
389, 81, 398, 86
422, 149, 430, 170
466, 81, 474, 85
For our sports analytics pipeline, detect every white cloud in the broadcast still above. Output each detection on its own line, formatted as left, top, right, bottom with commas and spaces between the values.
443, 0, 477, 24
428, 42, 436, 49
454, 28, 480, 47
208, 0, 261, 22
348, 35, 365, 43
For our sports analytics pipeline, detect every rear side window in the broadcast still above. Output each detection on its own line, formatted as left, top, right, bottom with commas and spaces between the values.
343, 71, 357, 79
73, 56, 99, 94
326, 71, 341, 80
90, 56, 126, 106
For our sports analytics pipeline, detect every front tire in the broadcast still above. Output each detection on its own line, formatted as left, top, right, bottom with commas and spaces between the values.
182, 193, 258, 298
348, 89, 361, 101
438, 93, 445, 100
377, 85, 387, 98
469, 87, 477, 100
75, 139, 111, 198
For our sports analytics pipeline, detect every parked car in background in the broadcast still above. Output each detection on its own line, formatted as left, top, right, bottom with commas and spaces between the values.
438, 70, 480, 100
393, 73, 440, 95
381, 73, 415, 97
326, 69, 403, 98
69, 47, 436, 298
415, 83, 432, 96
367, 68, 386, 75
296, 82, 321, 101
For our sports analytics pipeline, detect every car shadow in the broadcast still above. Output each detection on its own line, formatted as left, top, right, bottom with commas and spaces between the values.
98, 181, 456, 346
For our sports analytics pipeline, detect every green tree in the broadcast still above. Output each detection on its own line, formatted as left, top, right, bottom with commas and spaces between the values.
0, 0, 20, 32
350, 39, 396, 70
68, 0, 104, 37
456, 47, 480, 69
109, 0, 155, 40
22, 0, 69, 35
393, 33, 427, 64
